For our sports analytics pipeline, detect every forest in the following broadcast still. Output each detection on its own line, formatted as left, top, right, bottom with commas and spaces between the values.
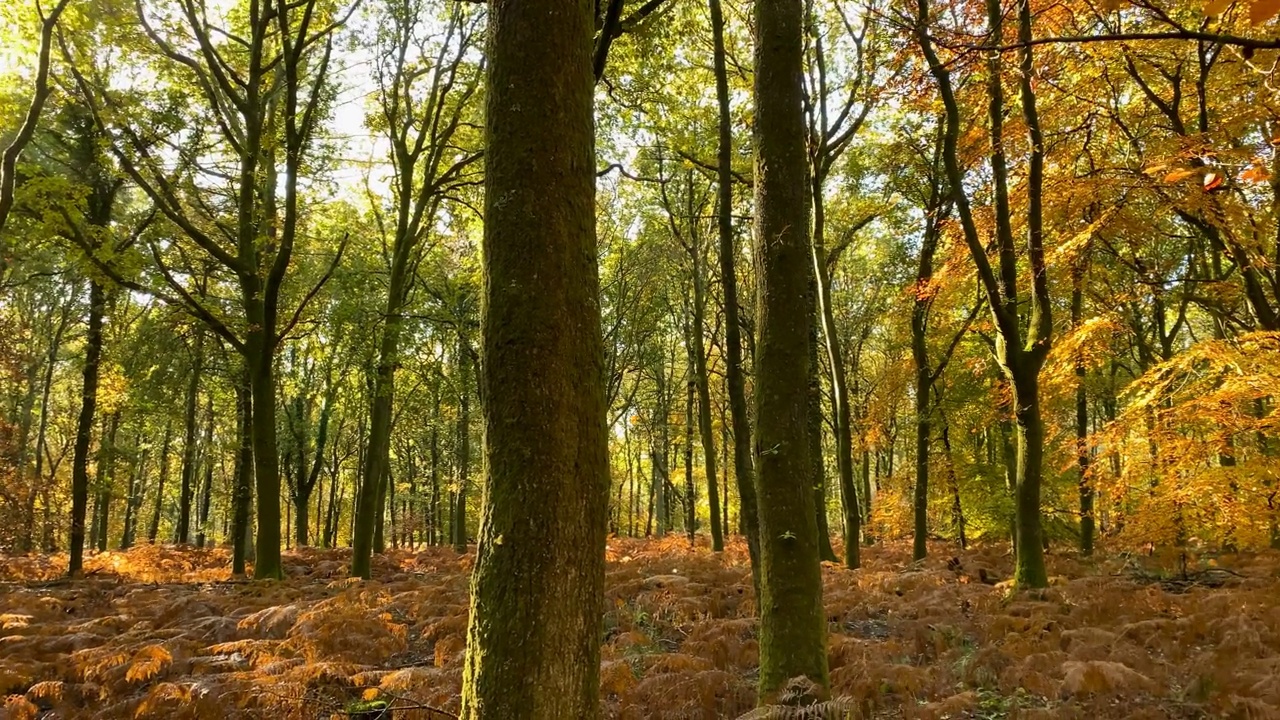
3, 0, 1280, 716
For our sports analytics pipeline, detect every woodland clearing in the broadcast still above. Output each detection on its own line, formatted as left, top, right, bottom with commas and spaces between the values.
1, 538, 1278, 719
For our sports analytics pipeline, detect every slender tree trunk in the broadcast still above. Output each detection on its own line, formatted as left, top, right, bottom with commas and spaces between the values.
94, 411, 120, 552
351, 251, 409, 576
21, 302, 70, 552
752, 0, 829, 700
1073, 280, 1094, 556
690, 239, 724, 551
459, 0, 609, 714
68, 281, 105, 576
709, 0, 760, 583
196, 392, 216, 548
148, 421, 172, 543
809, 290, 837, 563
684, 366, 695, 541
430, 378, 441, 546
232, 366, 254, 576
177, 331, 204, 545
652, 361, 668, 538
939, 412, 966, 549
453, 337, 470, 553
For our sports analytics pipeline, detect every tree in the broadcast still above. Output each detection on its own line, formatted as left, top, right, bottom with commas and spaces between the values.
915, 0, 1053, 588
63, 0, 350, 578
350, 0, 482, 578
751, 0, 829, 702
459, 0, 610, 716
0, 0, 72, 255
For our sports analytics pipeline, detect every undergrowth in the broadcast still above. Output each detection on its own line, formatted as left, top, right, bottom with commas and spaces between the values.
1, 539, 1279, 719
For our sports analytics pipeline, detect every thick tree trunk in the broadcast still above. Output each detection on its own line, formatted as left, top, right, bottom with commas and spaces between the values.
752, 0, 829, 701
244, 319, 283, 579
68, 281, 105, 576
709, 0, 759, 581
459, 0, 609, 714
196, 393, 215, 548
1011, 370, 1048, 586
176, 331, 204, 545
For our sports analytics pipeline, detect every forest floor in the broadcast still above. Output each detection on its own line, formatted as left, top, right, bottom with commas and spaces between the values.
1, 538, 1279, 720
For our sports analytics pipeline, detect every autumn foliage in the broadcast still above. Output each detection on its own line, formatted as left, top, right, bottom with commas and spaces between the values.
1, 539, 1278, 719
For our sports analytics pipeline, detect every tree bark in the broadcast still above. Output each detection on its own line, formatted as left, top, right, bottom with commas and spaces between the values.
196, 393, 215, 547
68, 281, 106, 575
708, 0, 760, 583
148, 421, 172, 544
453, 335, 470, 553
176, 331, 204, 545
689, 230, 724, 551
752, 0, 830, 701
809, 285, 837, 563
459, 0, 609, 714
232, 365, 254, 576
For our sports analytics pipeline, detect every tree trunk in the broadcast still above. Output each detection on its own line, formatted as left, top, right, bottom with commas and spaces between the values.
684, 366, 695, 541
243, 301, 284, 579
21, 301, 70, 552
1072, 279, 1094, 556
453, 336, 470, 553
939, 412, 966, 549
709, 0, 759, 582
752, 0, 829, 700
1011, 369, 1048, 586
148, 421, 172, 544
177, 331, 204, 545
459, 0, 609, 714
232, 365, 254, 576
690, 239, 723, 551
94, 411, 120, 552
68, 281, 105, 576
652, 358, 669, 538
196, 392, 216, 548
809, 287, 837, 563
351, 245, 409, 576
812, 196, 859, 569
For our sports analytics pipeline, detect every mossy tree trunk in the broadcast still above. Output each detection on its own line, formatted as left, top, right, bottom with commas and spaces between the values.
751, 0, 829, 702
459, 0, 610, 716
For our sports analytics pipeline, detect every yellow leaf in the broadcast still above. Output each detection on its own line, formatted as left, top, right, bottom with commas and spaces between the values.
362, 688, 380, 701
1250, 0, 1280, 24
1205, 0, 1234, 15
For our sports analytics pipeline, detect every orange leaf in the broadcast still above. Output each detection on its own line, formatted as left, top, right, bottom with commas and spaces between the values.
1205, 0, 1234, 15
1163, 169, 1196, 183
1242, 165, 1271, 183
1250, 0, 1280, 24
